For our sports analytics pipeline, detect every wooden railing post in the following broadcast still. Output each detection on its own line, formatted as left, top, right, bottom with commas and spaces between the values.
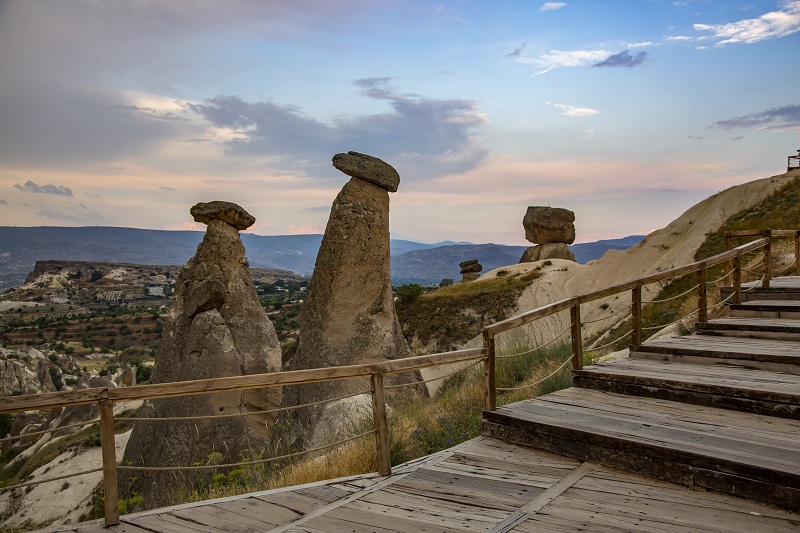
570, 304, 583, 370
370, 372, 391, 476
724, 235, 734, 286
483, 330, 496, 412
99, 398, 119, 526
763, 230, 772, 288
697, 264, 707, 323
795, 231, 800, 276
631, 286, 642, 345
733, 254, 742, 304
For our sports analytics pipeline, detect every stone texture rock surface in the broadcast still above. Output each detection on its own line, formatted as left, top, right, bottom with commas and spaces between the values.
120, 202, 281, 508
190, 200, 256, 230
519, 243, 576, 263
460, 259, 482, 281
523, 206, 576, 245
332, 151, 400, 192
278, 154, 422, 451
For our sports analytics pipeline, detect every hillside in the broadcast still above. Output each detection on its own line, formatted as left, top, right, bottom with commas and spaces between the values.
0, 227, 643, 290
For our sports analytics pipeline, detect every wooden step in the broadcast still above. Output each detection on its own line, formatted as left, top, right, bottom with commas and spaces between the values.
573, 358, 800, 419
721, 277, 800, 303
630, 335, 800, 373
729, 300, 800, 319
697, 317, 800, 341
482, 388, 800, 510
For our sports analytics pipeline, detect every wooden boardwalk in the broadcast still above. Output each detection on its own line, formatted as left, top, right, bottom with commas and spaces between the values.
486, 276, 800, 511
43, 437, 800, 532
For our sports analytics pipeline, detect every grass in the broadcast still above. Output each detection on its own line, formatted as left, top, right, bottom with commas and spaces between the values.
396, 271, 541, 352
144, 329, 573, 510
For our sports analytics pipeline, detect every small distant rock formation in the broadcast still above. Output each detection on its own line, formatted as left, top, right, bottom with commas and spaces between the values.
460, 259, 483, 282
278, 151, 423, 451
519, 206, 577, 263
120, 201, 282, 508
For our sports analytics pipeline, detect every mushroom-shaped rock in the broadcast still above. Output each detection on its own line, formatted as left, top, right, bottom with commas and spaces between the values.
523, 206, 576, 245
191, 201, 255, 230
459, 259, 482, 274
332, 151, 400, 192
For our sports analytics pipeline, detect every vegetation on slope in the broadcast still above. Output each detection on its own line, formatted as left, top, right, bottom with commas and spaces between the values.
395, 270, 542, 353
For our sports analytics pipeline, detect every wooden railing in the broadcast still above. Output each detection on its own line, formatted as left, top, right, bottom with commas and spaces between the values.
0, 229, 797, 526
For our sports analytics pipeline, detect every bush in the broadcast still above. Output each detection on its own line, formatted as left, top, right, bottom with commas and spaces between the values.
439, 278, 454, 287
395, 284, 425, 304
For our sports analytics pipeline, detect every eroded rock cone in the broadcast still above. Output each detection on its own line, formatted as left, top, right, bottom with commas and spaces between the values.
120, 201, 282, 508
277, 152, 424, 452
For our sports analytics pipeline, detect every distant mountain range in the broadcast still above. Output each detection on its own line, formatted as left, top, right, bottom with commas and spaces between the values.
0, 226, 644, 290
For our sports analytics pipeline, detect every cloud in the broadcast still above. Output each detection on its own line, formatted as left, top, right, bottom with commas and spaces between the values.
693, 1, 800, 45
0, 199, 7, 205
158, 186, 176, 191
593, 50, 648, 68
529, 49, 611, 75
712, 104, 800, 131
547, 102, 602, 117
540, 2, 567, 11
505, 41, 528, 58
189, 81, 489, 180
666, 35, 693, 41
14, 180, 73, 196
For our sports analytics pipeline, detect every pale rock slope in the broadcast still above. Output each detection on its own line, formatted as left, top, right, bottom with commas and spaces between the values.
479, 171, 797, 349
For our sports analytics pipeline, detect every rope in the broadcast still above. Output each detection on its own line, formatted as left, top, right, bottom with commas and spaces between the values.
0, 420, 96, 444
742, 275, 766, 292
119, 389, 372, 422
706, 268, 734, 286
0, 468, 103, 493
581, 304, 630, 324
117, 430, 375, 472
587, 329, 633, 352
646, 283, 700, 304
496, 355, 574, 392
385, 360, 482, 390
641, 308, 700, 332
496, 324, 571, 360
742, 259, 765, 272
708, 290, 736, 311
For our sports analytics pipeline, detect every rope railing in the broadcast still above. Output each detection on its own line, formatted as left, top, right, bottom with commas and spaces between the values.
496, 355, 574, 392
0, 467, 103, 493
587, 329, 633, 353
645, 283, 700, 305
117, 430, 375, 473
706, 268, 734, 286
641, 308, 700, 333
385, 360, 482, 389
743, 275, 767, 291
117, 388, 373, 422
580, 304, 630, 324
0, 420, 97, 444
495, 324, 571, 359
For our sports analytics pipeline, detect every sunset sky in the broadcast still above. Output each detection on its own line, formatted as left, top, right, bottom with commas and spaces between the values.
1, 1, 798, 246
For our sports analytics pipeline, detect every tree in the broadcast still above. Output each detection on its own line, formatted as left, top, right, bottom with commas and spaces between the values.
395, 283, 425, 304
439, 278, 454, 287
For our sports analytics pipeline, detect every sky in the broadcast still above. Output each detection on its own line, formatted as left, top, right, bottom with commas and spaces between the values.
0, 1, 798, 246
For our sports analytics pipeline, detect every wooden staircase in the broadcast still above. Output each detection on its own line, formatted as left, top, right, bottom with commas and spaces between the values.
483, 276, 800, 510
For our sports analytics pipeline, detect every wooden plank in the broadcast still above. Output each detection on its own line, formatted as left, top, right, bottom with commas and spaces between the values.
171, 505, 268, 532
124, 513, 212, 532
370, 372, 391, 476
211, 497, 299, 526
98, 399, 119, 527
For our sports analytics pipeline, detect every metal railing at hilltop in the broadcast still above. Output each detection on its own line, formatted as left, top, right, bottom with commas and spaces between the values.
1, 229, 798, 527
